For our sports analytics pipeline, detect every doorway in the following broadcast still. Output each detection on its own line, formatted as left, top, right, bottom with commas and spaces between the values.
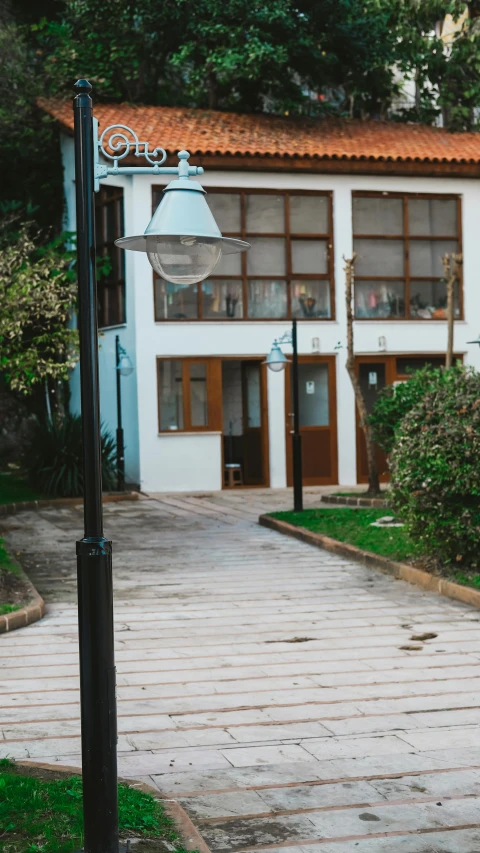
355, 353, 462, 483
285, 356, 338, 486
221, 360, 269, 487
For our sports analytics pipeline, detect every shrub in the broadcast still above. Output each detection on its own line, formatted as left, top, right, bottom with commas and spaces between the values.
390, 366, 480, 570
369, 365, 458, 454
26, 413, 117, 497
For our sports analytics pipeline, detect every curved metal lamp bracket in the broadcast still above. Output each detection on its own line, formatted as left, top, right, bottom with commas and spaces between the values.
276, 331, 293, 348
93, 117, 204, 191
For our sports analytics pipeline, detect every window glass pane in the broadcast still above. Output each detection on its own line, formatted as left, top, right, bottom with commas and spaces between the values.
408, 199, 457, 236
297, 364, 329, 426
105, 202, 116, 241
290, 195, 328, 233
247, 280, 288, 318
206, 193, 241, 232
409, 240, 457, 277
214, 249, 242, 276
159, 360, 184, 431
247, 237, 286, 275
202, 280, 244, 318
154, 280, 198, 320
291, 239, 328, 274
354, 239, 404, 276
152, 188, 163, 209
189, 363, 208, 427
355, 281, 405, 318
246, 194, 285, 232
353, 197, 403, 235
410, 280, 460, 319
291, 281, 331, 318
245, 364, 261, 428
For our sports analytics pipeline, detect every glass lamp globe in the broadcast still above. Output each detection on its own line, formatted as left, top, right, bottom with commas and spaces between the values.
117, 353, 134, 376
264, 342, 288, 372
146, 236, 222, 285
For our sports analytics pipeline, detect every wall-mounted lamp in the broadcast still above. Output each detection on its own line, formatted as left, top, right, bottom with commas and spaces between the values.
378, 335, 387, 352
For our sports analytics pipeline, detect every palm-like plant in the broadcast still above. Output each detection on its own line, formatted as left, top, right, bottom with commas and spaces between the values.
26, 413, 117, 497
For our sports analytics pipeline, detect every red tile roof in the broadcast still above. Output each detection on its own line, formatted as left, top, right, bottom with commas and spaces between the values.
40, 99, 480, 165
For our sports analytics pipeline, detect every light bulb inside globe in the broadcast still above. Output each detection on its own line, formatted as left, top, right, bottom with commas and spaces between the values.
146, 235, 222, 285
267, 360, 287, 373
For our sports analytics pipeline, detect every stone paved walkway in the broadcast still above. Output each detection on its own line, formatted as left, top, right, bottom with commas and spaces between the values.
2, 489, 480, 851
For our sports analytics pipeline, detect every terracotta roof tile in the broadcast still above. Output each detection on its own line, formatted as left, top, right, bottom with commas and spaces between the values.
39, 99, 480, 164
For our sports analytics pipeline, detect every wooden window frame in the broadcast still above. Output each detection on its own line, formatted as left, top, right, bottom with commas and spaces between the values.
95, 186, 126, 328
352, 191, 463, 322
156, 357, 222, 433
152, 187, 335, 322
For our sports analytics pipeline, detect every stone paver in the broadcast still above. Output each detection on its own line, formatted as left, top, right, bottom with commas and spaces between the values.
2, 487, 480, 851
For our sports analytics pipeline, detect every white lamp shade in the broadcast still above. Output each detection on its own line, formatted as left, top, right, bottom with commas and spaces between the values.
264, 342, 288, 372
115, 177, 249, 285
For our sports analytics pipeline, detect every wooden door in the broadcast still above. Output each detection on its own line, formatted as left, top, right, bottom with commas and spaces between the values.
241, 361, 264, 485
285, 356, 338, 486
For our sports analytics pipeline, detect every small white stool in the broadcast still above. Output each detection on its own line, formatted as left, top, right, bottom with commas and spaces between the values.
224, 463, 243, 487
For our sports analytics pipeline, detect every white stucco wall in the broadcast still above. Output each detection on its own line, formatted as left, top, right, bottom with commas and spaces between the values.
61, 136, 140, 486
61, 131, 480, 492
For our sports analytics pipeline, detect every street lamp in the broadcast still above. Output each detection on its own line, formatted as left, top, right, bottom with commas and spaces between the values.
73, 78, 249, 853
467, 334, 480, 346
115, 336, 134, 492
264, 317, 303, 512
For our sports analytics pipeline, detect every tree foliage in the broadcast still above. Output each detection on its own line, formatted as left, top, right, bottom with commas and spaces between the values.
390, 366, 480, 569
369, 365, 456, 454
0, 212, 78, 394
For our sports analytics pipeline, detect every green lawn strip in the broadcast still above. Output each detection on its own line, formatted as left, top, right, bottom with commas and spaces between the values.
270, 507, 413, 562
0, 540, 30, 615
451, 572, 480, 591
0, 472, 42, 505
0, 760, 192, 853
0, 603, 20, 615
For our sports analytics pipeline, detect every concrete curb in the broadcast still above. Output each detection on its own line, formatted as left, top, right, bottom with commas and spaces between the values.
0, 568, 45, 634
321, 494, 389, 508
259, 513, 480, 611
16, 760, 212, 853
0, 491, 141, 517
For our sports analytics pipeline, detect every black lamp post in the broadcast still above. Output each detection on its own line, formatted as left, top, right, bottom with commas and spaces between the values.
264, 318, 303, 512
72, 79, 249, 853
115, 336, 134, 492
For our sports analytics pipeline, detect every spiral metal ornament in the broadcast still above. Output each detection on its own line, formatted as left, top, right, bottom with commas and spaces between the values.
98, 124, 167, 167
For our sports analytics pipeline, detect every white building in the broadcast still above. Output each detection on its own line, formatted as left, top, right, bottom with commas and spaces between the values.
44, 101, 480, 492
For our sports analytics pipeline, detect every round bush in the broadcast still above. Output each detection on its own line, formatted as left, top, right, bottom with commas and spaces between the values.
390, 366, 480, 570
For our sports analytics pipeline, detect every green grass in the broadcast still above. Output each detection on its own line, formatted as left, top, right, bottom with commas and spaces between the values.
271, 507, 413, 562
0, 759, 192, 853
0, 472, 41, 506
452, 572, 480, 590
0, 603, 19, 615
0, 539, 19, 576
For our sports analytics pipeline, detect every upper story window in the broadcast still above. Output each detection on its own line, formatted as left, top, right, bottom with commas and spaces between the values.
95, 186, 126, 328
152, 188, 334, 321
353, 192, 462, 321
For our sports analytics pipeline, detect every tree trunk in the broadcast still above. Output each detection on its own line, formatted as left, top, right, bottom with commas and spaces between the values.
344, 255, 380, 497
443, 253, 463, 368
